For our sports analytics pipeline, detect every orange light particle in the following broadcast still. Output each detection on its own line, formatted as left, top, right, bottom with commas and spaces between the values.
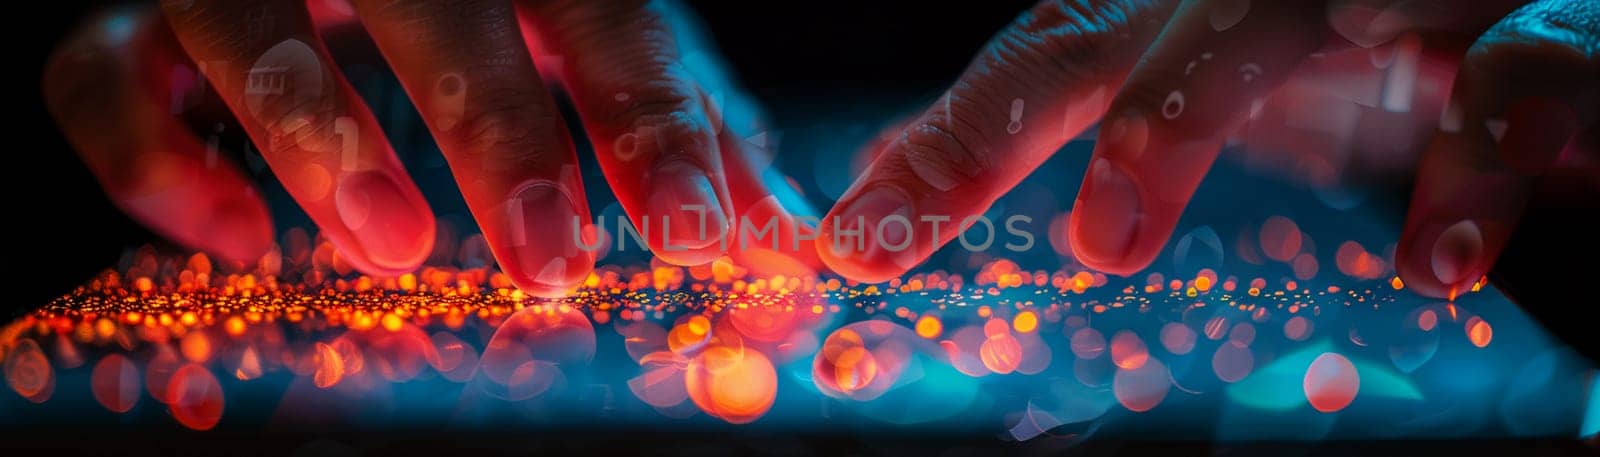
180, 330, 211, 363
1012, 311, 1039, 334
224, 316, 247, 337
1466, 317, 1493, 348
686, 346, 777, 424
915, 316, 943, 339
381, 313, 405, 332
687, 315, 711, 336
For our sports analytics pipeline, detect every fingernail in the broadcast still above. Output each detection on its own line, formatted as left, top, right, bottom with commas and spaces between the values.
838, 186, 917, 270
506, 181, 592, 296
647, 162, 729, 251
1072, 158, 1142, 266
335, 170, 434, 271
1429, 219, 1483, 287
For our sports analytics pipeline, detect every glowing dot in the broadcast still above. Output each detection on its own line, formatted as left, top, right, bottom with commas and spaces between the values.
1110, 330, 1149, 370
1304, 353, 1359, 413
1391, 276, 1404, 290
686, 346, 777, 424
1466, 317, 1492, 348
1012, 311, 1039, 334
180, 330, 211, 363
1194, 275, 1213, 291
381, 313, 404, 332
915, 316, 943, 339
224, 316, 247, 337
687, 315, 711, 336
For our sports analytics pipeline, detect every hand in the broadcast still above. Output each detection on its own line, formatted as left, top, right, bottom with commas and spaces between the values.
816, 0, 1597, 299
44, 0, 816, 296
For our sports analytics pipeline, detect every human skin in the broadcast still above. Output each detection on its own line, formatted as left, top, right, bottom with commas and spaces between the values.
43, 1, 1597, 304
816, 0, 1597, 302
43, 0, 819, 297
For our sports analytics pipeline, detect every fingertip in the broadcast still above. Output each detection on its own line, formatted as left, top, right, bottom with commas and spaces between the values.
332, 170, 436, 275
814, 245, 902, 285
1068, 158, 1143, 273
506, 249, 596, 299
1397, 219, 1490, 299
202, 193, 275, 265
492, 181, 596, 298
814, 185, 920, 284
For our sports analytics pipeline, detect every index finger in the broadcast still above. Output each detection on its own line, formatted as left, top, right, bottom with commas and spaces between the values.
1069, 0, 1328, 275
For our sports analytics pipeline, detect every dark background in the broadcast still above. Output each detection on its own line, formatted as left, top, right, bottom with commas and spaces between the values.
7, 1, 1597, 359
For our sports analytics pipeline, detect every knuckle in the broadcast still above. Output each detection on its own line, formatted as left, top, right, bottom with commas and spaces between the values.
1480, 0, 1599, 60
452, 85, 566, 169
988, 0, 1166, 84
898, 112, 994, 192
602, 77, 699, 130
1459, 0, 1600, 117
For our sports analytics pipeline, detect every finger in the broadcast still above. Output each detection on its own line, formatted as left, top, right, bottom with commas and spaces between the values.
43, 9, 273, 264
1234, 37, 1458, 187
519, 0, 734, 266
1326, 0, 1526, 48
162, 0, 436, 276
1396, 0, 1599, 298
815, 0, 1177, 282
351, 0, 594, 297
719, 125, 825, 276
1069, 0, 1329, 275
658, 4, 823, 274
